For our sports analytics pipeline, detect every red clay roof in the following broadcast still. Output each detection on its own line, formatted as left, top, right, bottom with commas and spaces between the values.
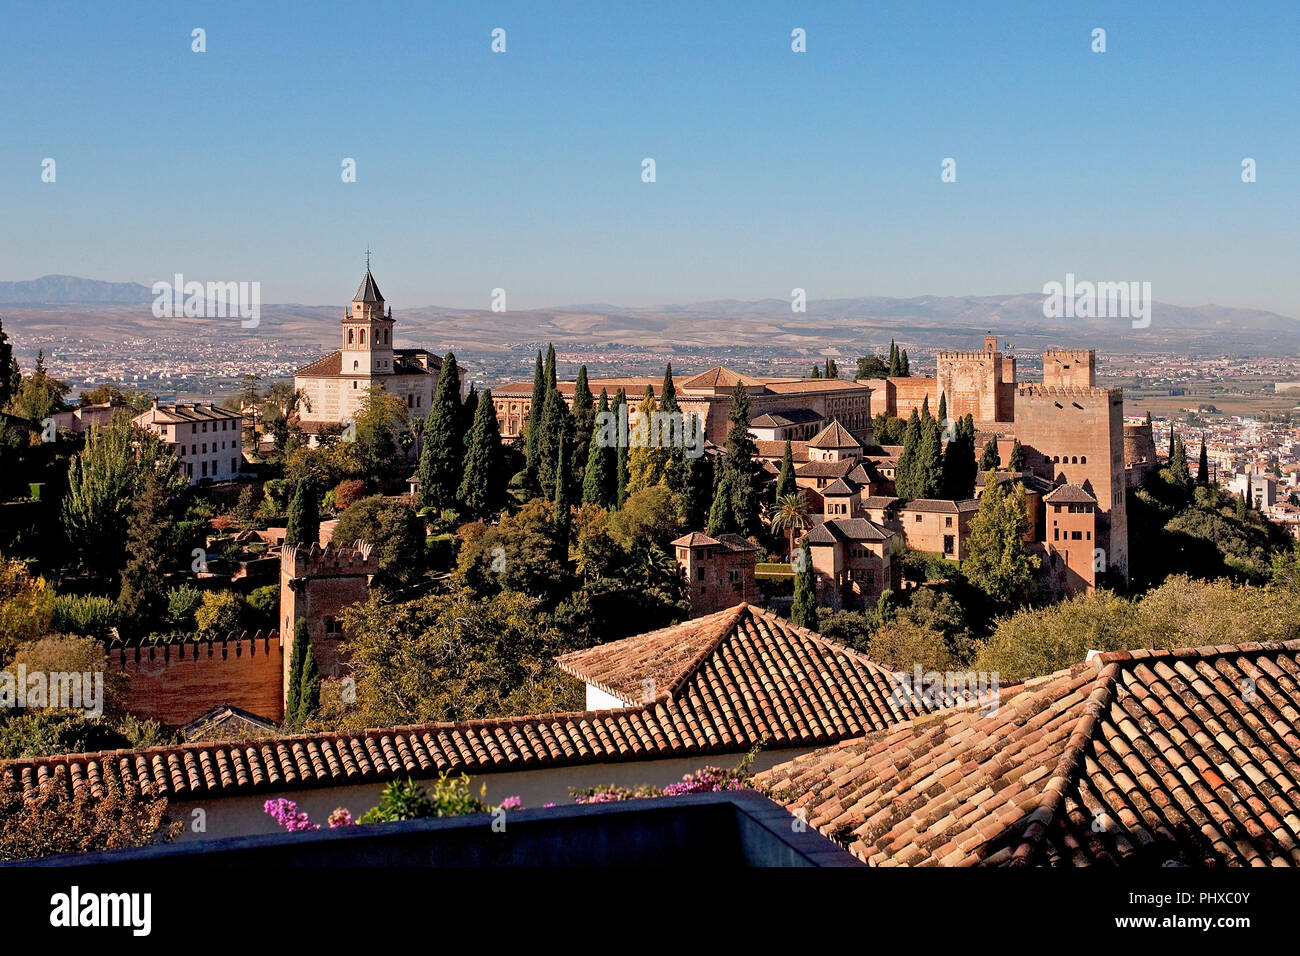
808, 420, 860, 449
758, 639, 1300, 866
3, 605, 947, 805
295, 350, 343, 376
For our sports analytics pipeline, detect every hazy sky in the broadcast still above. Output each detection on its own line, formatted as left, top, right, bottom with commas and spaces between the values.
4, 0, 1298, 315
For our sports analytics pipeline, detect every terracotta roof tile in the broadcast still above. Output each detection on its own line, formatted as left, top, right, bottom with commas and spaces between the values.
758, 639, 1300, 866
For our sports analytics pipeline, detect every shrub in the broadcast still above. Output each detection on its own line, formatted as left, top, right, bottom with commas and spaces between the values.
51, 594, 119, 640
358, 774, 487, 823
194, 590, 243, 638
245, 584, 279, 629
165, 584, 203, 630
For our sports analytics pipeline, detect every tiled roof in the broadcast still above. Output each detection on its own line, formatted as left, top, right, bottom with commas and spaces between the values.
765, 379, 871, 394
2, 605, 944, 806
806, 517, 891, 544
821, 478, 858, 497
295, 350, 343, 376
680, 367, 760, 389
1044, 483, 1098, 504
669, 532, 758, 553
754, 440, 809, 460
808, 420, 861, 449
134, 402, 241, 425
353, 268, 384, 303
901, 498, 981, 514
758, 640, 1300, 867
795, 459, 860, 479
751, 409, 823, 428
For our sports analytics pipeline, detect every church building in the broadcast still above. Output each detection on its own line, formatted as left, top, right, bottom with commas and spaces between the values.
293, 265, 443, 436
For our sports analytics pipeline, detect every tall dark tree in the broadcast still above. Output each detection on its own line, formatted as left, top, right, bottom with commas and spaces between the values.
810, 365, 822, 379
942, 414, 977, 499
614, 388, 629, 508
571, 366, 594, 486
706, 382, 761, 536
457, 387, 505, 516
416, 352, 464, 509
1008, 439, 1026, 472
660, 364, 688, 495
937, 391, 947, 425
524, 350, 546, 474
1197, 439, 1210, 485
887, 340, 900, 378
899, 349, 910, 376
0, 316, 19, 409
553, 441, 570, 553
1169, 436, 1192, 488
978, 438, 1000, 472
544, 343, 557, 390
284, 475, 320, 547
825, 358, 838, 379
460, 383, 479, 446
790, 540, 818, 630
582, 391, 615, 508
894, 408, 923, 498
286, 619, 308, 728
681, 449, 714, 530
917, 404, 944, 498
536, 386, 573, 503
297, 644, 320, 727
117, 469, 177, 634
774, 440, 795, 502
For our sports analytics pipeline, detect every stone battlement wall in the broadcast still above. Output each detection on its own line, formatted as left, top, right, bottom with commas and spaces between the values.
1016, 384, 1118, 402
106, 631, 284, 727
284, 542, 377, 578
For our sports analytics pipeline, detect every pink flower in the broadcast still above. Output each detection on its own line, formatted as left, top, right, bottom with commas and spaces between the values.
500, 796, 522, 810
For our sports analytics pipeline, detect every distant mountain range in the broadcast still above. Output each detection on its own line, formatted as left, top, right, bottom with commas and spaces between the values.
3, 276, 1298, 354
0, 275, 155, 305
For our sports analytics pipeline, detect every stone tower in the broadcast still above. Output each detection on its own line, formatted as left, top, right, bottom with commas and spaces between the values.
1042, 349, 1096, 388
279, 543, 377, 696
340, 268, 396, 377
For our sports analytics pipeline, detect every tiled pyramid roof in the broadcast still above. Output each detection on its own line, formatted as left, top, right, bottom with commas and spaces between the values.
758, 639, 1300, 866
353, 268, 384, 303
2, 606, 947, 806
808, 420, 860, 449
1043, 483, 1098, 504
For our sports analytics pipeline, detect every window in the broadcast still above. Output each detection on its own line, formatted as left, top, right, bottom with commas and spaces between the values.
191, 444, 196, 454
1071, 531, 1083, 541
729, 569, 740, 583
353, 361, 359, 370
348, 329, 354, 343
324, 617, 343, 636
914, 514, 922, 522
944, 516, 952, 527
232, 458, 238, 472
202, 443, 207, 454
201, 461, 207, 477
360, 329, 366, 344
943, 534, 954, 555
1080, 456, 1086, 464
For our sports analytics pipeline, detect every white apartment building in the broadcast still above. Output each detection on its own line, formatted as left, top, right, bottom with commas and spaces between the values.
134, 402, 244, 485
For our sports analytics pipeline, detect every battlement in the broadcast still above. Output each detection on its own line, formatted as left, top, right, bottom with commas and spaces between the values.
1043, 348, 1094, 360
107, 630, 282, 665
283, 542, 377, 578
1016, 384, 1119, 403
937, 350, 1000, 362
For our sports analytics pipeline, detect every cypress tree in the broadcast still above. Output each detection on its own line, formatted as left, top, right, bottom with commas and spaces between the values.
285, 619, 308, 728
1197, 439, 1209, 485
117, 469, 176, 634
536, 385, 573, 503
682, 448, 713, 530
660, 365, 688, 495
810, 365, 822, 379
457, 386, 504, 515
937, 391, 947, 426
417, 352, 464, 509
895, 408, 922, 498
900, 349, 910, 376
710, 381, 762, 535
1008, 439, 1026, 472
284, 476, 319, 547
524, 350, 545, 473
775, 440, 795, 502
1168, 427, 1176, 463
0, 316, 19, 408
918, 406, 943, 498
571, 366, 594, 485
460, 383, 479, 447
887, 340, 900, 377
614, 388, 629, 507
791, 540, 818, 630
553, 440, 570, 553
626, 388, 667, 494
943, 415, 977, 499
297, 644, 320, 727
1169, 437, 1192, 487
544, 343, 557, 390
582, 391, 615, 508
978, 438, 1000, 472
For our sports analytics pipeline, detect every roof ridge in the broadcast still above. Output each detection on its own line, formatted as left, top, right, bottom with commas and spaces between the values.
663, 603, 752, 697
1009, 661, 1123, 864
1094, 636, 1300, 665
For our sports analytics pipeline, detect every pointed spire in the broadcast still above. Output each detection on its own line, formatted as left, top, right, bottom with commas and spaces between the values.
353, 266, 384, 304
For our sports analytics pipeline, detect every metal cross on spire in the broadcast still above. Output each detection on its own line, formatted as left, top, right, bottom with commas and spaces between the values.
365, 246, 372, 270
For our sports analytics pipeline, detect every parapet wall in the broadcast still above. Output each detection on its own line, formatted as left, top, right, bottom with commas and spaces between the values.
106, 630, 285, 727
283, 542, 377, 578
1016, 384, 1119, 403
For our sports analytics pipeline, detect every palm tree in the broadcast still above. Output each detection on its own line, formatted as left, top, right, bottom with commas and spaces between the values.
770, 491, 811, 558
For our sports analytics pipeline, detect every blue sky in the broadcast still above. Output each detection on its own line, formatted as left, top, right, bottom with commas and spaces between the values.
3, 0, 1298, 314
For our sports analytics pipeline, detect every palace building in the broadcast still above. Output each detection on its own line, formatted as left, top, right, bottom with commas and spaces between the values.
293, 266, 444, 437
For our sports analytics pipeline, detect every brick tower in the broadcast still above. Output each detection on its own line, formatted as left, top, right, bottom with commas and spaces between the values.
279, 543, 377, 696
